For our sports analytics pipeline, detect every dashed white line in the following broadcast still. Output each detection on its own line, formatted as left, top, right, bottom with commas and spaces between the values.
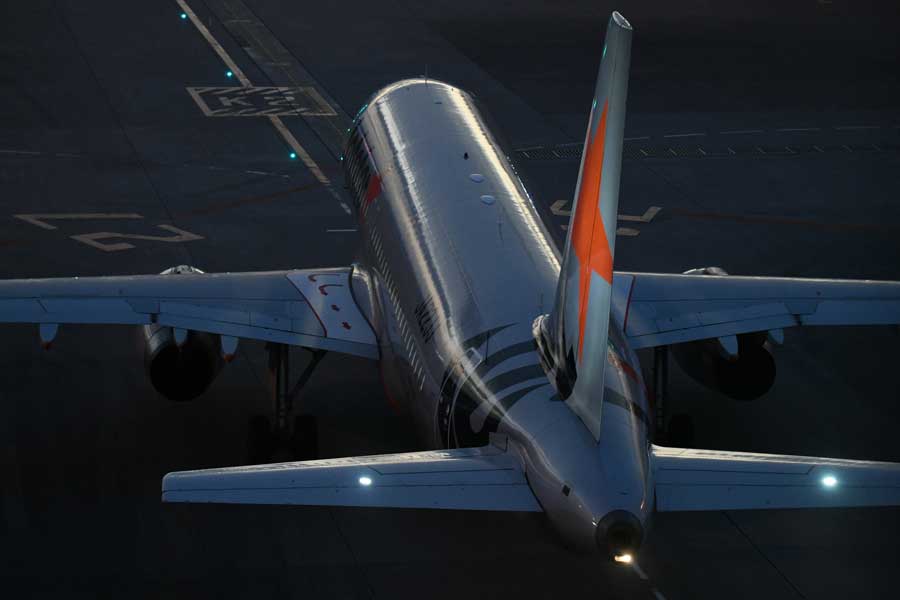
632, 561, 669, 600
177, 0, 351, 216
663, 132, 705, 138
835, 125, 880, 130
720, 129, 764, 135
776, 127, 820, 132
0, 149, 41, 156
327, 228, 357, 233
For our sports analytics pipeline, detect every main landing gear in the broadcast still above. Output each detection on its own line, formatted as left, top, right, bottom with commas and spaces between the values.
246, 344, 326, 464
652, 346, 694, 447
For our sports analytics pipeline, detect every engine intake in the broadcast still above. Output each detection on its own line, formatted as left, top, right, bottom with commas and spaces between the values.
141, 265, 225, 402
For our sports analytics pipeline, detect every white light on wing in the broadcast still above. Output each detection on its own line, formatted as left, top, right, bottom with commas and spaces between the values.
358, 476, 373, 486
822, 475, 838, 488
613, 554, 632, 564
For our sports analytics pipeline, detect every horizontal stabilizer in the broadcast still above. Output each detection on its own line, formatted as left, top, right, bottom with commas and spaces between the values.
163, 444, 542, 512
652, 445, 900, 511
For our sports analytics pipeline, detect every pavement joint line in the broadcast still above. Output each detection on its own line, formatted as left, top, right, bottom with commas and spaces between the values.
177, 0, 351, 215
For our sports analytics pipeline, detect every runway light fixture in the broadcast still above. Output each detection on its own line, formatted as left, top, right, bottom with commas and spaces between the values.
226, 70, 234, 79
822, 475, 838, 488
613, 553, 633, 564
289, 152, 297, 160
358, 476, 372, 486
180, 12, 187, 20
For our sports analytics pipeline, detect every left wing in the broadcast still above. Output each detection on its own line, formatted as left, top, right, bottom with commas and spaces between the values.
652, 445, 900, 511
0, 266, 378, 359
612, 271, 900, 349
162, 442, 542, 512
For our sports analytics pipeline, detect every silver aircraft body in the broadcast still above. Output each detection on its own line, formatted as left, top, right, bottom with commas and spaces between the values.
2, 12, 900, 559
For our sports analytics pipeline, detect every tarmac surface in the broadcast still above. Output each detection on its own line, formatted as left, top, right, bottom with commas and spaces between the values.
1, 1, 899, 598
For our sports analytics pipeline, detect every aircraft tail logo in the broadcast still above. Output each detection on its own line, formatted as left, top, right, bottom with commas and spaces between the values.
537, 12, 632, 438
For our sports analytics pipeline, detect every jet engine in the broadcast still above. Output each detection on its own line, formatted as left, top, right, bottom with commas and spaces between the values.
672, 267, 779, 401
140, 265, 230, 402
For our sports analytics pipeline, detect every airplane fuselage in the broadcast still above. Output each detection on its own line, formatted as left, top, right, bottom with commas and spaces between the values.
343, 79, 653, 553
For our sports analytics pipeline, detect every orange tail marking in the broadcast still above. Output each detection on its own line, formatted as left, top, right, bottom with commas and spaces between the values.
571, 101, 613, 361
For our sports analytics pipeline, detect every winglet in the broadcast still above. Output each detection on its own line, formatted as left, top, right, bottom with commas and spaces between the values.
537, 12, 633, 438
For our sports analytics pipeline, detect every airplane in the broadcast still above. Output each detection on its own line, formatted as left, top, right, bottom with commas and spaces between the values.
2, 11, 900, 562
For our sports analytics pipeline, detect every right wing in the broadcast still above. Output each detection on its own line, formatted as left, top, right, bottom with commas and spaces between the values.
0, 266, 378, 359
162, 442, 542, 512
652, 445, 900, 511
612, 271, 900, 349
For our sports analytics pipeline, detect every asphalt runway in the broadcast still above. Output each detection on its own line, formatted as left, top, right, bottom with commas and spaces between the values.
1, 1, 899, 598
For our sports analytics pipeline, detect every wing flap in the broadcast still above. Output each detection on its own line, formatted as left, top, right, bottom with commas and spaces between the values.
652, 445, 900, 511
162, 445, 543, 512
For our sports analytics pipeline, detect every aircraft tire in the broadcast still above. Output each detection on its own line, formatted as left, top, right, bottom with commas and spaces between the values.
667, 413, 695, 447
247, 414, 274, 464
291, 415, 319, 460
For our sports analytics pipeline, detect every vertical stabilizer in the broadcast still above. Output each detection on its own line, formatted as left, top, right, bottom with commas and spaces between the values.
538, 12, 632, 438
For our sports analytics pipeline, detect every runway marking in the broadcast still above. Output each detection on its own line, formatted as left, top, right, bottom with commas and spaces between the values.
663, 132, 705, 138
720, 129, 764, 135
71, 225, 204, 252
625, 136, 650, 141
327, 228, 357, 233
776, 127, 820, 132
0, 149, 42, 156
176, 0, 351, 215
631, 561, 669, 600
15, 213, 144, 230
14, 212, 204, 251
187, 86, 336, 117
835, 125, 880, 130
551, 201, 660, 237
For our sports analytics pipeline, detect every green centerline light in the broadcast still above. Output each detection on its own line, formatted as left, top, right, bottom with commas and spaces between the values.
289, 152, 297, 160
180, 12, 187, 20
226, 70, 234, 79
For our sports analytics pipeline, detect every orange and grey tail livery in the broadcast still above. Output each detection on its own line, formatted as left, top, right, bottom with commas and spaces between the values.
543, 11, 632, 438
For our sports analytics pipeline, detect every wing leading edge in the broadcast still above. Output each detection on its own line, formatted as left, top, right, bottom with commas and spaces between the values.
162, 442, 542, 512
0, 266, 377, 359
652, 445, 900, 511
612, 271, 900, 349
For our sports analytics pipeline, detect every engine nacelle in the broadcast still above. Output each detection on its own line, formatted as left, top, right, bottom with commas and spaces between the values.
671, 332, 776, 401
140, 265, 225, 402
674, 266, 777, 401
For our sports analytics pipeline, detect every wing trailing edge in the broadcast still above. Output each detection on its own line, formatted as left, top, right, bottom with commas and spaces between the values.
652, 445, 900, 512
162, 442, 542, 512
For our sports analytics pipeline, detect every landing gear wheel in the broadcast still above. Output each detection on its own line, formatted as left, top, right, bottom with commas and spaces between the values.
667, 413, 695, 447
247, 414, 274, 464
290, 415, 319, 460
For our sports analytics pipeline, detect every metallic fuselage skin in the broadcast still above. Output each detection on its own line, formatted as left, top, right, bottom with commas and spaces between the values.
344, 80, 652, 551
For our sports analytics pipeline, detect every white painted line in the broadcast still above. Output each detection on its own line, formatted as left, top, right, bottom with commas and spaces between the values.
616, 227, 640, 237
178, 0, 351, 216
245, 170, 270, 175
624, 136, 650, 141
327, 228, 357, 233
0, 149, 41, 156
663, 132, 705, 138
835, 125, 880, 130
720, 129, 763, 135
14, 213, 143, 230
631, 561, 649, 580
176, 0, 251, 87
652, 589, 668, 600
776, 127, 820, 132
